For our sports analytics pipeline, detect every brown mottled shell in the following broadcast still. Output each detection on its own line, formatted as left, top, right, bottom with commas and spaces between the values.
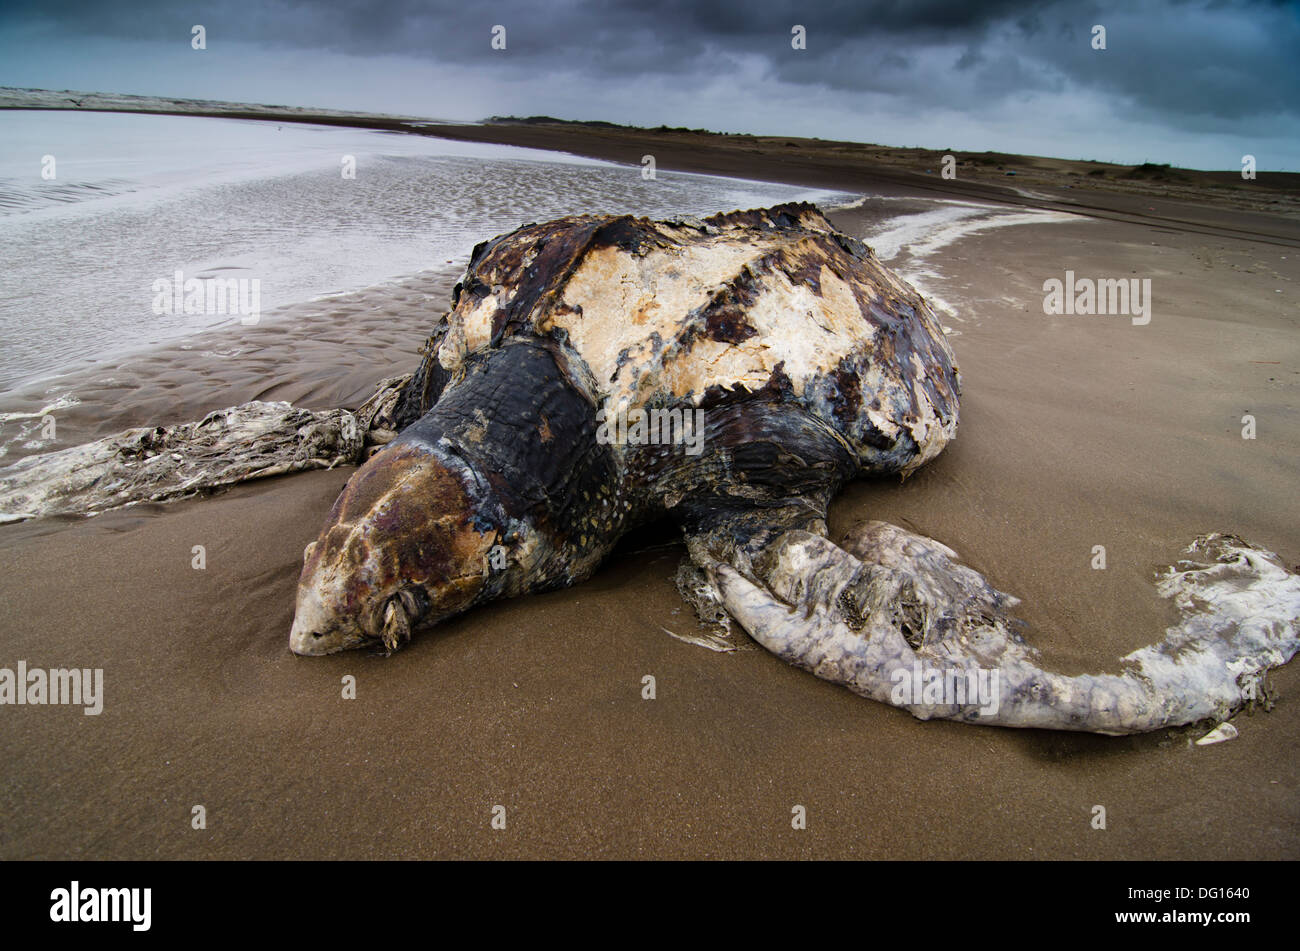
417, 202, 960, 476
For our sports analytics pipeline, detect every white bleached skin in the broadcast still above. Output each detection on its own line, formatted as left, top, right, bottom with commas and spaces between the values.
713, 522, 1300, 734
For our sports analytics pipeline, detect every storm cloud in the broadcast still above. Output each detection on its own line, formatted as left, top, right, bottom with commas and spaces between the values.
2, 0, 1297, 168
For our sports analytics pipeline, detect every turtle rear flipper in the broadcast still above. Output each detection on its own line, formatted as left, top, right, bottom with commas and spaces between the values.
697, 520, 1300, 734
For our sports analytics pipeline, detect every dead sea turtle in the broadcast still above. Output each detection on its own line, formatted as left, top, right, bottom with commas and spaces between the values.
289, 202, 1300, 734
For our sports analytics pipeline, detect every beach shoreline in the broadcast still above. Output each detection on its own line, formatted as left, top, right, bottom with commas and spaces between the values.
6, 85, 1299, 219
1, 101, 1298, 860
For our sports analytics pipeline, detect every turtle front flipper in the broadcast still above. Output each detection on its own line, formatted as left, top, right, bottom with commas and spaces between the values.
700, 520, 1300, 734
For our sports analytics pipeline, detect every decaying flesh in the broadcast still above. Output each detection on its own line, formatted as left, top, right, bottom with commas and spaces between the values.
289, 203, 1300, 735
0, 402, 363, 524
712, 523, 1300, 734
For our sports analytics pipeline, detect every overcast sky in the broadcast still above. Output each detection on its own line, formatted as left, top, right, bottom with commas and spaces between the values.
2, 0, 1297, 170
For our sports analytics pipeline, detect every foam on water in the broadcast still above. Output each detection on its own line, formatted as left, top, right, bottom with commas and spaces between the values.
862, 196, 1080, 263
857, 196, 1083, 318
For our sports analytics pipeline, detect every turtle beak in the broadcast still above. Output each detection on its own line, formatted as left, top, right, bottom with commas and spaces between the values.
289, 586, 369, 655
289, 610, 332, 656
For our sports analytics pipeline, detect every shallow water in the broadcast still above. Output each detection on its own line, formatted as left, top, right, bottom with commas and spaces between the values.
0, 111, 856, 392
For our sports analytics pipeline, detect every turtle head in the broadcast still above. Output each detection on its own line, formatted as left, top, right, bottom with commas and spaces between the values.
289, 443, 496, 655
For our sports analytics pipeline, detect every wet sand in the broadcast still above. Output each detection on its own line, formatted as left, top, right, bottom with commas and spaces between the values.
1, 125, 1298, 859
0, 271, 459, 468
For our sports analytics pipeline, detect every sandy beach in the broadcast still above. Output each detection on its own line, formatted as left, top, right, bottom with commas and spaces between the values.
1, 106, 1298, 860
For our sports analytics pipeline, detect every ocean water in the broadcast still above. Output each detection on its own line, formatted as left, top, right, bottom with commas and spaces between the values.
0, 111, 856, 392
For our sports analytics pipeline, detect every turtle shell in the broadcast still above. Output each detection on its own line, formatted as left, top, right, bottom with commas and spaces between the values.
398, 202, 960, 480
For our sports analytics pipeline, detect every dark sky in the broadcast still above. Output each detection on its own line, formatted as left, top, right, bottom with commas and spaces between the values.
2, 0, 1297, 169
